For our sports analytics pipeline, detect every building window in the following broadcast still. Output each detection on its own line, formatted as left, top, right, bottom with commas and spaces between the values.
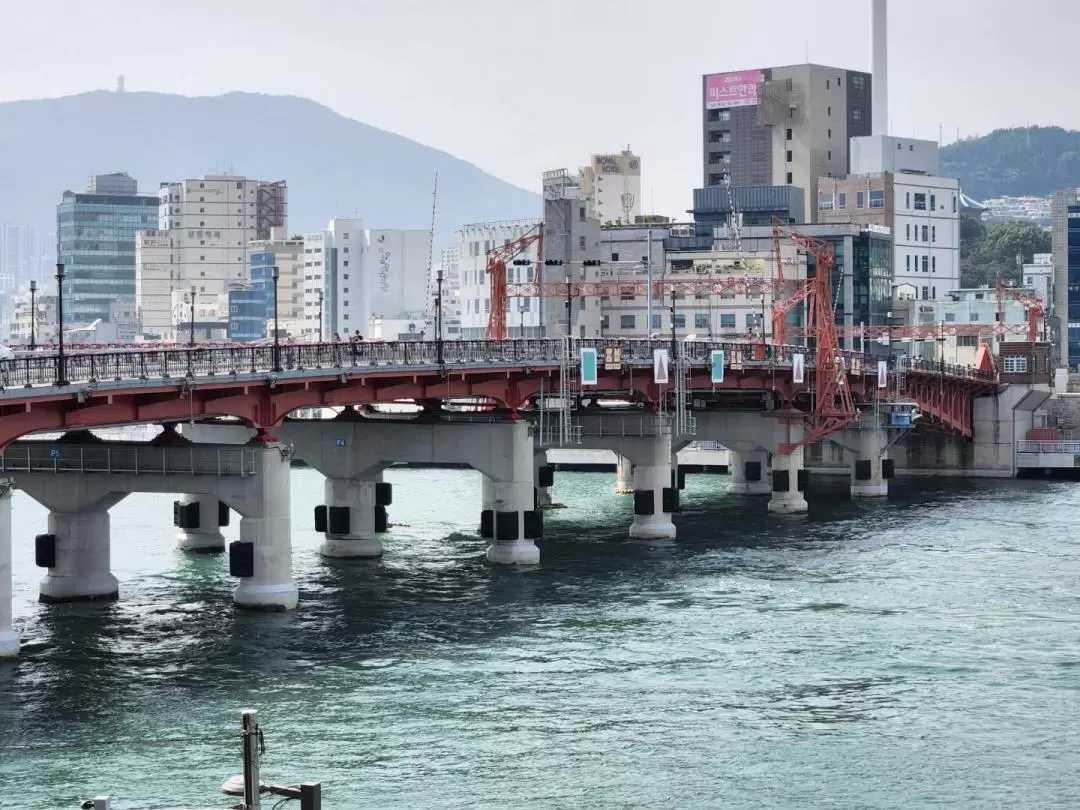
930, 194, 936, 211
579, 236, 586, 250
673, 314, 686, 328
869, 190, 884, 208
932, 225, 936, 242
853, 109, 862, 122
932, 256, 937, 272
852, 75, 865, 90
786, 150, 792, 162
827, 150, 832, 160
785, 128, 792, 141
914, 193, 927, 211
1004, 356, 1029, 374
906, 254, 911, 271
827, 106, 831, 116
838, 192, 846, 209
922, 256, 929, 272
694, 313, 709, 329
719, 313, 736, 329
856, 191, 865, 209
344, 247, 349, 253
611, 252, 620, 261
650, 313, 661, 330
786, 172, 793, 185
826, 79, 830, 89
906, 224, 911, 240
921, 225, 928, 242
953, 195, 957, 213
818, 193, 834, 211
620, 314, 635, 330
906, 192, 911, 208
921, 286, 929, 300
827, 128, 832, 139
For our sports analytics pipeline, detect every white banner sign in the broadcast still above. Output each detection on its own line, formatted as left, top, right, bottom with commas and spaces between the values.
653, 349, 669, 384
877, 360, 888, 389
792, 353, 805, 384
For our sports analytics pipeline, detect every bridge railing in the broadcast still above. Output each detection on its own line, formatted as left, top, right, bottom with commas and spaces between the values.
0, 444, 258, 476
1016, 440, 1080, 454
0, 338, 996, 389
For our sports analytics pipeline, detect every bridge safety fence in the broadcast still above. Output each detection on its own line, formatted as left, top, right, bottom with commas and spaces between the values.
0, 444, 258, 476
0, 339, 996, 389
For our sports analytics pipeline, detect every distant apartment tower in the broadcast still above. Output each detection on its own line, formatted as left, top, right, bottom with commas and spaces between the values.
249, 228, 304, 339
302, 220, 431, 339
135, 174, 286, 337
817, 136, 960, 301
702, 63, 872, 223
431, 246, 462, 340
56, 173, 158, 331
1, 224, 53, 285
579, 149, 642, 225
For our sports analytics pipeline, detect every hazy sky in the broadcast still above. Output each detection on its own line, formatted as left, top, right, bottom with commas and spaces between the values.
1, 0, 1075, 216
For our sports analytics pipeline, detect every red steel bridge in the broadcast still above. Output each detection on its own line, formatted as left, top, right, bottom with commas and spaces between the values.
0, 339, 998, 450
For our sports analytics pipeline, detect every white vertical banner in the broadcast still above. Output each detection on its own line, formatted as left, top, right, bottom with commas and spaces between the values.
877, 360, 888, 389
792, 353, 805, 384
653, 349, 669, 384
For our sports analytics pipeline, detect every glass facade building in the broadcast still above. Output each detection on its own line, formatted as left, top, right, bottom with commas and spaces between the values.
56, 174, 158, 326
227, 287, 266, 341
1068, 205, 1080, 364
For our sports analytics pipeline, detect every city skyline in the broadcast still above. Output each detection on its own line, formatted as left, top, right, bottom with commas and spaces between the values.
0, 0, 1076, 218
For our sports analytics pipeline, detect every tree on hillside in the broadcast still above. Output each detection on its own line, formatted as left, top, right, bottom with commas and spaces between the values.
941, 126, 1080, 199
960, 221, 1051, 288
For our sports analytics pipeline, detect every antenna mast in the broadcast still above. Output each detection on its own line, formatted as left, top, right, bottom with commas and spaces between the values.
426, 173, 441, 366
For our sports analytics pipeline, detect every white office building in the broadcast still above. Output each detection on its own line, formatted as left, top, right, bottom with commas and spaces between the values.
303, 219, 430, 339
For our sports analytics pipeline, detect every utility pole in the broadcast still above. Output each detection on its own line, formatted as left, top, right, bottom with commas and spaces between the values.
242, 710, 261, 810
189, 285, 196, 347
645, 229, 653, 335
28, 280, 36, 350
317, 290, 324, 343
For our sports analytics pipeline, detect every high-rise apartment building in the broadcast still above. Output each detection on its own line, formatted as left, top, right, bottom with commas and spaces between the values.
702, 63, 872, 223
57, 173, 158, 330
1, 224, 53, 286
249, 228, 304, 338
135, 175, 286, 337
579, 149, 642, 225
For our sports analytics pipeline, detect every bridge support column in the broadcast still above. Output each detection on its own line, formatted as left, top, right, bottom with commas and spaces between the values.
729, 449, 771, 495
0, 483, 18, 658
233, 443, 299, 611
851, 428, 891, 499
174, 494, 227, 552
534, 452, 553, 509
629, 434, 677, 540
479, 422, 541, 565
39, 508, 121, 602
768, 446, 808, 514
615, 455, 634, 494
317, 475, 387, 558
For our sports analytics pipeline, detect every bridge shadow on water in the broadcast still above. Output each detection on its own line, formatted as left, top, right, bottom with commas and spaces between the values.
0, 470, 1053, 740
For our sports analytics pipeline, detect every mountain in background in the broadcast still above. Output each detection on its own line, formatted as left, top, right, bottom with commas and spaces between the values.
941, 126, 1080, 200
0, 90, 540, 247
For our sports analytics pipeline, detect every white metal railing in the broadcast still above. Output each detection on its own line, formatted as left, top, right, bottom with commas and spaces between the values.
1016, 441, 1080, 454
687, 440, 726, 452
580, 415, 672, 438
0, 445, 258, 476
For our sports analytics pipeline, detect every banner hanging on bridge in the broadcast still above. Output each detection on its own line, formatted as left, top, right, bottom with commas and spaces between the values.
792, 353, 805, 384
877, 360, 888, 389
580, 348, 598, 386
653, 349, 669, 384
710, 350, 725, 384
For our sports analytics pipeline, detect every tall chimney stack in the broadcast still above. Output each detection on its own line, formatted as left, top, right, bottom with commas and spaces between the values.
871, 0, 888, 135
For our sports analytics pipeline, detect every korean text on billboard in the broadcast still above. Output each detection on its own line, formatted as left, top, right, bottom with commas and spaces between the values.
704, 70, 763, 110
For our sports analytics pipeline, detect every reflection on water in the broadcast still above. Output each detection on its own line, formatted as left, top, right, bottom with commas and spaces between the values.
1, 469, 1079, 809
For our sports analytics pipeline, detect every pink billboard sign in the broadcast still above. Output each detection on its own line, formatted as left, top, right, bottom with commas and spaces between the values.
704, 70, 763, 109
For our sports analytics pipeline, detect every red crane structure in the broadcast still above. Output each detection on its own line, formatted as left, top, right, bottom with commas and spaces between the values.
996, 278, 1046, 342
485, 224, 544, 340
770, 223, 858, 450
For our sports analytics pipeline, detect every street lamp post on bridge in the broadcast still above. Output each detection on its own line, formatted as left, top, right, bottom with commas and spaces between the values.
272, 265, 281, 373
28, 280, 36, 351
55, 263, 67, 386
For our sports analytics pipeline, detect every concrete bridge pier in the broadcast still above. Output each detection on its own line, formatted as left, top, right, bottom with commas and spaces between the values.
773, 434, 807, 516
534, 451, 553, 509
318, 475, 387, 558
175, 494, 228, 552
232, 442, 299, 610
614, 455, 634, 494
728, 448, 772, 495
628, 433, 677, 541
0, 482, 19, 657
851, 427, 891, 499
481, 474, 540, 565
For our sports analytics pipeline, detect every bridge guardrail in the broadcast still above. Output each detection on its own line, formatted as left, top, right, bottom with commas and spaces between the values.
0, 445, 258, 476
1016, 440, 1080, 454
0, 338, 997, 389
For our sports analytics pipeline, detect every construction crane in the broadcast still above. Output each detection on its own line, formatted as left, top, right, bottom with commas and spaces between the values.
485, 224, 544, 339
996, 279, 1045, 342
